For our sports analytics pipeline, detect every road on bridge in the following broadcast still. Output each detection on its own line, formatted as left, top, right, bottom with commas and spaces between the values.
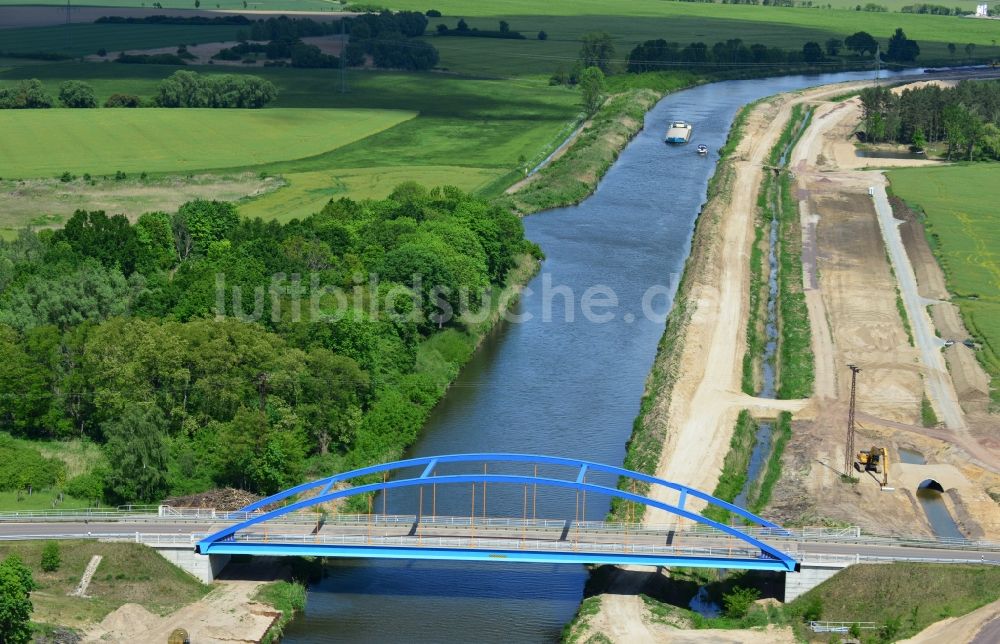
4, 517, 998, 567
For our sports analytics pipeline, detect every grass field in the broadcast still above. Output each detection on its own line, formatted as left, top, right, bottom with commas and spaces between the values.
239, 165, 506, 221
0, 540, 208, 628
0, 107, 415, 177
888, 164, 1000, 407
0, 174, 279, 237
0, 63, 579, 220
392, 1, 1000, 61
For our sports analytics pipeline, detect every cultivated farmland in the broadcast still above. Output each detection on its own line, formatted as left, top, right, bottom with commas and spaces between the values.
889, 164, 1000, 405
0, 107, 416, 177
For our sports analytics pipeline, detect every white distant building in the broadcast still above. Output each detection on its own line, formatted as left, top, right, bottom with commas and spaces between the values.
975, 3, 989, 17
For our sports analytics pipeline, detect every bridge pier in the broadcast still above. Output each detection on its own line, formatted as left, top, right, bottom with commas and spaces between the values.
148, 543, 230, 584
784, 559, 854, 602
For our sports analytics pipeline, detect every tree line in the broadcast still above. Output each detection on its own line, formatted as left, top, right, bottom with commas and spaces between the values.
860, 80, 1000, 160
239, 12, 439, 71
0, 72, 277, 109
0, 185, 533, 504
623, 28, 920, 73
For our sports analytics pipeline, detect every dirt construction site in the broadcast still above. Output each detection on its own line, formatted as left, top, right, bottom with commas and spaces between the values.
766, 87, 1000, 541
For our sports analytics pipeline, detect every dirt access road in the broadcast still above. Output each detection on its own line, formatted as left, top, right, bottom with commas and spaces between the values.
642, 82, 883, 521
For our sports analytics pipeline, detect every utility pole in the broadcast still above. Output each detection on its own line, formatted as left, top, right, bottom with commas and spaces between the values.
66, 0, 71, 55
340, 28, 349, 94
875, 44, 881, 85
844, 364, 862, 476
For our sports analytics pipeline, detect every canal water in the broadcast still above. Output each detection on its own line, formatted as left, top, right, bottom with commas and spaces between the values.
898, 448, 965, 540
283, 69, 919, 643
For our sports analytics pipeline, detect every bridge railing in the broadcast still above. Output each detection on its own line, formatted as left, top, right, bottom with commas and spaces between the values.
799, 552, 1000, 566
809, 621, 877, 633
0, 505, 324, 524
218, 531, 770, 559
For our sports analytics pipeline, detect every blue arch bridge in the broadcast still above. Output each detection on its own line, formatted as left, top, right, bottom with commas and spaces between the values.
196, 453, 800, 573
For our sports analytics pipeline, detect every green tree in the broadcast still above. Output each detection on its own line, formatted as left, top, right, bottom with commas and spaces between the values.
825, 38, 843, 56
965, 42, 976, 58
579, 32, 615, 74
297, 349, 370, 454
722, 586, 760, 619
217, 407, 308, 494
947, 42, 956, 56
173, 200, 239, 259
802, 41, 824, 64
102, 403, 170, 503
578, 66, 606, 114
0, 554, 34, 644
0, 78, 53, 109
135, 211, 177, 272
58, 80, 97, 108
886, 28, 920, 62
845, 31, 878, 56
0, 259, 132, 332
40, 541, 61, 572
54, 209, 140, 274
0, 327, 54, 437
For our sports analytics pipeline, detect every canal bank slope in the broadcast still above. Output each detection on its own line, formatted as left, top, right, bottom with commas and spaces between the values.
565, 83, 832, 644
567, 78, 978, 642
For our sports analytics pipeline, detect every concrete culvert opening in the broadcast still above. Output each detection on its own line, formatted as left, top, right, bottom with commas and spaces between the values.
918, 479, 945, 493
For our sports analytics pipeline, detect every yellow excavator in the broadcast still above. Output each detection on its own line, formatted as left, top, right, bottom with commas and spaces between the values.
855, 446, 890, 488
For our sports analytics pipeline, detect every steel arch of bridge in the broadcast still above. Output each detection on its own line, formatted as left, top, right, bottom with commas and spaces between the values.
196, 453, 799, 572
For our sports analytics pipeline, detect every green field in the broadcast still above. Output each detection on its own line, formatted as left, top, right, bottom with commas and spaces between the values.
888, 164, 1000, 407
393, 1, 1000, 51
239, 165, 506, 221
0, 107, 415, 177
787, 563, 1000, 639
0, 63, 579, 219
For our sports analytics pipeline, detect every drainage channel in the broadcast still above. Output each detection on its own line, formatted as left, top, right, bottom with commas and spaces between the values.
688, 105, 813, 619
898, 448, 964, 539
733, 106, 813, 511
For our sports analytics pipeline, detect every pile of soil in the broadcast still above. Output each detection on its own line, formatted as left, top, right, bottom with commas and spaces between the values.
164, 488, 262, 511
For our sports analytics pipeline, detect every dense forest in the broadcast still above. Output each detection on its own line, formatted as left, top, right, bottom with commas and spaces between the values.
860, 80, 1000, 160
0, 185, 536, 504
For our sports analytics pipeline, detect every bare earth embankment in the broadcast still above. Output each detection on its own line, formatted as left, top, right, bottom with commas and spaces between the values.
769, 87, 1000, 539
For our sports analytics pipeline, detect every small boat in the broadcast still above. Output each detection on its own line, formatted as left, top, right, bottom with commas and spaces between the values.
664, 120, 692, 144
696, 144, 709, 155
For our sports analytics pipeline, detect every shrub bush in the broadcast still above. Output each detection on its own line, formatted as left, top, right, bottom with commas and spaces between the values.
65, 471, 106, 503
58, 80, 97, 108
104, 93, 142, 108
40, 541, 60, 572
0, 79, 53, 109
0, 436, 65, 491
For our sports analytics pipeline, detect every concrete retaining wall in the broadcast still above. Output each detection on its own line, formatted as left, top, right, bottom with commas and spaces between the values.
784, 560, 854, 602
149, 544, 230, 583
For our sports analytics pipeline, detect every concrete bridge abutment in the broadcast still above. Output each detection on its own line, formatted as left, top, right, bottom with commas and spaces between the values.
148, 542, 230, 583
783, 559, 855, 602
